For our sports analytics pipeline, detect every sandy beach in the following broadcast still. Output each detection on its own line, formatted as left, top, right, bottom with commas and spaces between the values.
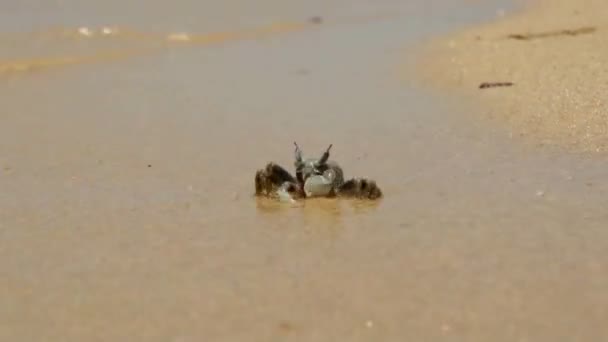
416, 0, 608, 153
2, 0, 608, 341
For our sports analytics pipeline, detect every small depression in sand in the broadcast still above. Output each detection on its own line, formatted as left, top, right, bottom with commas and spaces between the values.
1, 0, 608, 341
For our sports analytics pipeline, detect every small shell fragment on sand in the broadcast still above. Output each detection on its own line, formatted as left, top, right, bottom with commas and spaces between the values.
167, 33, 191, 42
77, 27, 93, 37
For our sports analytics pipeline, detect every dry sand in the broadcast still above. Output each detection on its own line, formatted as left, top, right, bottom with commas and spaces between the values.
416, 0, 608, 153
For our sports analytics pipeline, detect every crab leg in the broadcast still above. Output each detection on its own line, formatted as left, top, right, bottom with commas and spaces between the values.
337, 178, 383, 199
255, 162, 297, 196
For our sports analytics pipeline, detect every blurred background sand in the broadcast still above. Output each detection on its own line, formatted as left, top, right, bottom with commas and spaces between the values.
2, 0, 608, 341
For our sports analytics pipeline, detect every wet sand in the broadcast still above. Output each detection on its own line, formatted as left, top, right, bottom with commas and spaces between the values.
2, 0, 608, 341
416, 0, 608, 153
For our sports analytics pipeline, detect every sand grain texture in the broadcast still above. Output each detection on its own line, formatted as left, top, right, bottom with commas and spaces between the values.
417, 0, 608, 153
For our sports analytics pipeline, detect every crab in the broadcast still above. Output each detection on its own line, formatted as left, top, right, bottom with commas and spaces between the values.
255, 142, 382, 202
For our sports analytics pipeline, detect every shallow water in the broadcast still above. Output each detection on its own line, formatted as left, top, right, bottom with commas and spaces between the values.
2, 0, 608, 341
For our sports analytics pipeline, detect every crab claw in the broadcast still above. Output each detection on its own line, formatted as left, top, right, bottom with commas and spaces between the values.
303, 170, 336, 197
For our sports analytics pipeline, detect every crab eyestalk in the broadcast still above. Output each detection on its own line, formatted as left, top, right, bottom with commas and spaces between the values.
316, 144, 332, 167
294, 141, 303, 164
294, 141, 305, 184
